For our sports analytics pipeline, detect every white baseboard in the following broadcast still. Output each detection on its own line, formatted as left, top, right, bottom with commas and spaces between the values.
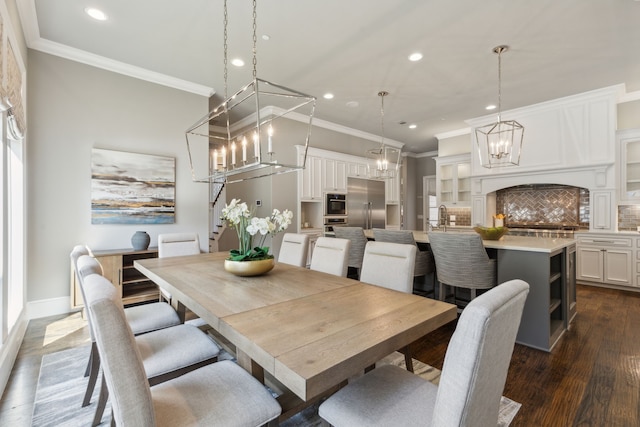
0, 311, 28, 399
27, 296, 76, 319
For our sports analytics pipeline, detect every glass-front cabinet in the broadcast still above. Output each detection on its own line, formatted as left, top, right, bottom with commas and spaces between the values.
434, 154, 471, 207
617, 129, 640, 203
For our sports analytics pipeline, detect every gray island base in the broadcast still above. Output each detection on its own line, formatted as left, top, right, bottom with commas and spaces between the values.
390, 232, 578, 352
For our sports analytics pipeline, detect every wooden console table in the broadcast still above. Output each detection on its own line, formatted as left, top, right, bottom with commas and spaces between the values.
70, 247, 160, 308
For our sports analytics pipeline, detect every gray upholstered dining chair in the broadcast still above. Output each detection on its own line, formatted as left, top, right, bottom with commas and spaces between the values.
319, 279, 530, 427
427, 231, 497, 308
372, 228, 436, 296
278, 233, 310, 267
71, 246, 182, 409
76, 255, 220, 425
157, 233, 202, 303
310, 237, 351, 277
359, 241, 417, 371
83, 273, 281, 427
333, 226, 367, 279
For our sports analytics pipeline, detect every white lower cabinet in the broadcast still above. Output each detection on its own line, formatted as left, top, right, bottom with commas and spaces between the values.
576, 234, 634, 288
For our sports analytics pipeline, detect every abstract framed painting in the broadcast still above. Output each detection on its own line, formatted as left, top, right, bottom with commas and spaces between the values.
91, 148, 176, 224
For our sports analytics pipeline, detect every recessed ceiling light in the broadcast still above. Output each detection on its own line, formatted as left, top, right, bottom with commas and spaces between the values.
345, 101, 359, 108
409, 124, 417, 129
262, 34, 271, 41
323, 93, 334, 100
486, 104, 497, 110
408, 52, 423, 62
231, 58, 245, 67
85, 7, 108, 21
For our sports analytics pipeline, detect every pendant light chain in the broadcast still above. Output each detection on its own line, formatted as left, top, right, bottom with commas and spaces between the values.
186, 0, 316, 183
493, 45, 508, 123
223, 0, 229, 99
252, 0, 257, 79
379, 91, 387, 149
497, 47, 502, 122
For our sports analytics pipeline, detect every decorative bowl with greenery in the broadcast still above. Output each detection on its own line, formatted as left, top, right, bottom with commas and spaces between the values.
473, 225, 509, 241
221, 198, 293, 261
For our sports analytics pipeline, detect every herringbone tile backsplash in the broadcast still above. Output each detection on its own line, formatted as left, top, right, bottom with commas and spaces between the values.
496, 184, 589, 227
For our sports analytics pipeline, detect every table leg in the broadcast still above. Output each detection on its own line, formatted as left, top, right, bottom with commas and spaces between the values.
174, 300, 187, 324
236, 348, 265, 384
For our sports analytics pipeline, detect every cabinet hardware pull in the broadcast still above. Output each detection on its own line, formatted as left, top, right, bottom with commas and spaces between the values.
592, 240, 615, 244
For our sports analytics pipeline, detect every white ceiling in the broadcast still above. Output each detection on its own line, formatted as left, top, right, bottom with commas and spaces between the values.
17, 0, 640, 153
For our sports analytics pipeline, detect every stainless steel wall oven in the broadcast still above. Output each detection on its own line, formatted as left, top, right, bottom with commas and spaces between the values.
326, 193, 347, 216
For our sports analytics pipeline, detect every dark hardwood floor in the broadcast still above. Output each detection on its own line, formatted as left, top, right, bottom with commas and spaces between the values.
412, 284, 640, 426
1, 284, 639, 426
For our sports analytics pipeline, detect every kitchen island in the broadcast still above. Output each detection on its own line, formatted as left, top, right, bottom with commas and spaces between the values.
364, 231, 577, 351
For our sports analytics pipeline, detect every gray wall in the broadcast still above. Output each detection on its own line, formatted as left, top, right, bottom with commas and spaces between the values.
27, 51, 209, 302
26, 50, 422, 304
222, 118, 390, 257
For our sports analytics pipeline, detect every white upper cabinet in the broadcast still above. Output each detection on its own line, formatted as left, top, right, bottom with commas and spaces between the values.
617, 129, 640, 203
434, 154, 471, 207
347, 162, 368, 178
323, 158, 347, 193
385, 173, 400, 204
299, 154, 323, 201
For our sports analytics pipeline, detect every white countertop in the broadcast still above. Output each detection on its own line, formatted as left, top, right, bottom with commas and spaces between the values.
366, 230, 576, 253
574, 230, 640, 237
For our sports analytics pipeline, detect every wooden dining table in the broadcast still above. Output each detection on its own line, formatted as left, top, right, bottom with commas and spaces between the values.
135, 252, 457, 418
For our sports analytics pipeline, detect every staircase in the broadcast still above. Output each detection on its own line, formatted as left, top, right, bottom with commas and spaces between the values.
209, 179, 227, 253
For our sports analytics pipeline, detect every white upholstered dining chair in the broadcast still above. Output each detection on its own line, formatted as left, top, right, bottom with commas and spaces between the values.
309, 237, 351, 277
83, 273, 281, 427
359, 241, 416, 294
157, 233, 202, 302
71, 246, 182, 409
319, 279, 530, 427
372, 228, 436, 296
76, 255, 220, 425
359, 241, 417, 370
278, 233, 310, 267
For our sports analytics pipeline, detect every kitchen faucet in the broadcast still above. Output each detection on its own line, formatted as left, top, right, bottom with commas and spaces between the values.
439, 204, 448, 232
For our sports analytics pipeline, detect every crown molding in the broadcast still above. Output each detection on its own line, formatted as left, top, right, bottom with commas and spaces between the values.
310, 115, 404, 149
29, 38, 215, 96
620, 89, 640, 103
409, 150, 438, 158
434, 127, 470, 141
17, 1, 213, 97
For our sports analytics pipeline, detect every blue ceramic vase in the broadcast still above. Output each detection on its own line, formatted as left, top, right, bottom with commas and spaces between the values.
131, 231, 150, 251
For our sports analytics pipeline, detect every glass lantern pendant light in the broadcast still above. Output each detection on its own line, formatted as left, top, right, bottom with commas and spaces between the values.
185, 0, 316, 184
366, 91, 401, 180
475, 45, 524, 168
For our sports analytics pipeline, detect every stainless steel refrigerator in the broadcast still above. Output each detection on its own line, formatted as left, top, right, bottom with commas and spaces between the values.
347, 177, 385, 229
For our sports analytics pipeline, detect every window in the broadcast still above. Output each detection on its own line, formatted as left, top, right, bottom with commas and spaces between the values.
1, 110, 25, 342
7, 136, 24, 330
0, 1, 27, 377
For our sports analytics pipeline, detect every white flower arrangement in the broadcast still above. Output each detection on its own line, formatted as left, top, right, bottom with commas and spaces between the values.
221, 198, 293, 261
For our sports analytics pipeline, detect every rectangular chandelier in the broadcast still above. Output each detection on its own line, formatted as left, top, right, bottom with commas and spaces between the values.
185, 78, 316, 183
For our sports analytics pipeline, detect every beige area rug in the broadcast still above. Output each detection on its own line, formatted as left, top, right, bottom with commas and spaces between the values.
31, 346, 520, 426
